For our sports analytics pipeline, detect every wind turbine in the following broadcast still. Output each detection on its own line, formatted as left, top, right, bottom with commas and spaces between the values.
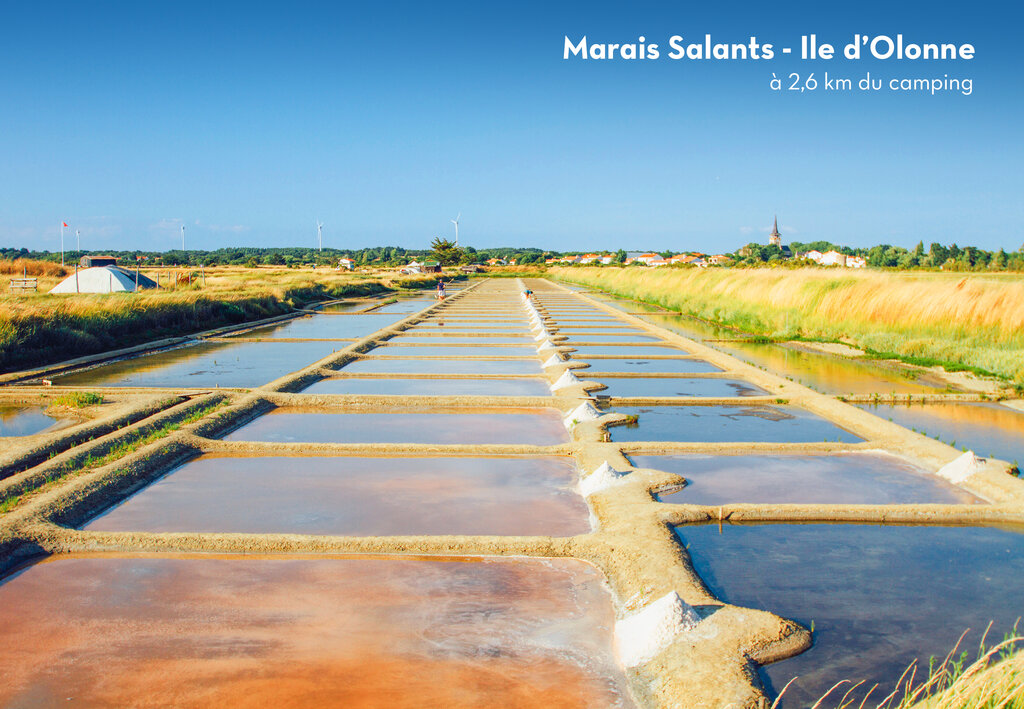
316, 220, 324, 251
181, 224, 185, 251
450, 212, 460, 246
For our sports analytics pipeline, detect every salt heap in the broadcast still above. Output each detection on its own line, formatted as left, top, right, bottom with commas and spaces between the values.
563, 402, 602, 430
550, 369, 580, 391
936, 451, 986, 483
542, 354, 563, 368
615, 591, 701, 667
579, 461, 629, 497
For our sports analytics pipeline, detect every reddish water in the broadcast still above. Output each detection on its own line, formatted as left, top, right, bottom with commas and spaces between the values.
223, 409, 570, 445
85, 456, 590, 536
303, 377, 551, 396
0, 555, 634, 708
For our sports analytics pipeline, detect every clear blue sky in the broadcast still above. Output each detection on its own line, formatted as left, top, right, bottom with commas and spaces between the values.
1, 0, 1020, 254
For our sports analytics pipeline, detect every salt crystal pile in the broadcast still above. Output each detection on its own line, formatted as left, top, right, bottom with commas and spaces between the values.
542, 354, 563, 368
615, 591, 701, 667
579, 461, 629, 497
936, 451, 985, 483
563, 402, 602, 429
550, 369, 580, 391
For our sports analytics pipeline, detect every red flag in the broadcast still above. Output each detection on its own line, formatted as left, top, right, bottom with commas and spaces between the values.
62, 222, 68, 227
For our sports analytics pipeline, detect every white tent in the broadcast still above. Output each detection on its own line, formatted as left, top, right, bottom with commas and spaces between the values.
50, 266, 157, 294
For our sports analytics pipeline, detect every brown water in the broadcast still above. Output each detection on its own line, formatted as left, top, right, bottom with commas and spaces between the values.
0, 406, 68, 437
635, 453, 981, 505
53, 341, 345, 388
0, 555, 633, 708
223, 409, 570, 445
85, 456, 589, 536
676, 523, 1024, 708
858, 402, 1024, 466
303, 377, 551, 396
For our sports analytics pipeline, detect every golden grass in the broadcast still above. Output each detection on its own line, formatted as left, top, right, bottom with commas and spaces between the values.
0, 266, 440, 373
776, 630, 1023, 709
551, 267, 1024, 383
0, 258, 69, 278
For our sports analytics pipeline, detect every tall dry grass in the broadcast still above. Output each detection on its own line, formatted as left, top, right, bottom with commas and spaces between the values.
551, 267, 1024, 383
0, 258, 69, 278
0, 266, 440, 373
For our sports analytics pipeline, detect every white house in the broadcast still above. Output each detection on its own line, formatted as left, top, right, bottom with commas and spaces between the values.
820, 250, 847, 267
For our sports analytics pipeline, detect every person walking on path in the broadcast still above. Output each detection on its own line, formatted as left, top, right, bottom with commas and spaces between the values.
436, 277, 449, 300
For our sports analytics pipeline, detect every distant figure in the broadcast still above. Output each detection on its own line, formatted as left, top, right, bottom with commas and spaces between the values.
523, 288, 533, 300
436, 278, 447, 300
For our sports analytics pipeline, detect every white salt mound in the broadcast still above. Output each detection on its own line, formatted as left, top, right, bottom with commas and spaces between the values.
550, 369, 581, 391
936, 451, 986, 483
538, 340, 557, 352
579, 461, 628, 497
542, 354, 563, 368
563, 402, 602, 429
615, 591, 701, 667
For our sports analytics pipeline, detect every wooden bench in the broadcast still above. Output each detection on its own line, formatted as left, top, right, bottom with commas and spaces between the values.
9, 277, 37, 292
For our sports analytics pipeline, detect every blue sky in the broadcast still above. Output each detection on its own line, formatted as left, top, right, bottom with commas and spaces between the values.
0, 1, 1020, 253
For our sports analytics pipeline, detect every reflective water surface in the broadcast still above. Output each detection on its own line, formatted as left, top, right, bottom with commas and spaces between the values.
576, 358, 722, 374
589, 377, 765, 398
859, 402, 1024, 465
86, 455, 589, 536
636, 453, 980, 505
304, 377, 551, 396
607, 405, 862, 443
237, 313, 406, 339
340, 358, 542, 375
0, 555, 634, 707
676, 523, 1024, 708
224, 409, 570, 445
54, 341, 344, 388
0, 406, 67, 437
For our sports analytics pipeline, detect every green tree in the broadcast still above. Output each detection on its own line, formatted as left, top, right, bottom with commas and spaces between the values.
615, 249, 627, 263
430, 237, 464, 266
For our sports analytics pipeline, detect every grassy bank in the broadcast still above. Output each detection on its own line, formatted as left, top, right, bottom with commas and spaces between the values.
551, 267, 1024, 384
0, 265, 440, 374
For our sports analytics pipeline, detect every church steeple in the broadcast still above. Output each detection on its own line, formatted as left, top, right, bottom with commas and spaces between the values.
769, 215, 781, 246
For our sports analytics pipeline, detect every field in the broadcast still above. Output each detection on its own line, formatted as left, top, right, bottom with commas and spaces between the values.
0, 262, 439, 374
550, 267, 1024, 385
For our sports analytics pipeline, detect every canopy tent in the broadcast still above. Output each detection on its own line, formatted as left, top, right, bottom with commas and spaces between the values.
50, 266, 158, 294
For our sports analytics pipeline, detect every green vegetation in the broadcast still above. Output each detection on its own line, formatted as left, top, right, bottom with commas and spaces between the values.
785, 627, 1023, 709
552, 267, 1024, 384
737, 240, 1024, 271
0, 400, 223, 515
0, 266, 441, 374
50, 392, 104, 408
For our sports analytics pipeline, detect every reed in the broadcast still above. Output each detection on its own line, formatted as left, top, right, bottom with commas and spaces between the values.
551, 267, 1024, 383
776, 627, 1024, 709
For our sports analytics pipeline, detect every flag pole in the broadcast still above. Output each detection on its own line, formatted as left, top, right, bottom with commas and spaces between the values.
60, 222, 65, 267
